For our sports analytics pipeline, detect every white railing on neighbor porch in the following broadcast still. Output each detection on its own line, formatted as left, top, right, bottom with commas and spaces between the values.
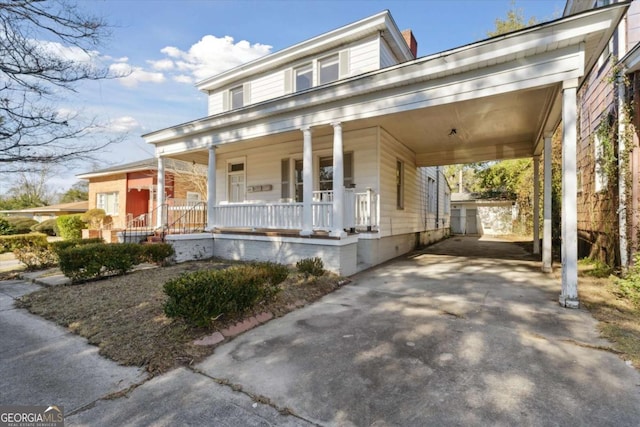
209, 188, 378, 232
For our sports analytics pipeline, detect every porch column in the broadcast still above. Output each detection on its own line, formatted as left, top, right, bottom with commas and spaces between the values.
206, 146, 216, 230
560, 79, 579, 309
542, 135, 553, 273
533, 155, 540, 255
331, 122, 346, 238
300, 126, 313, 236
156, 155, 165, 229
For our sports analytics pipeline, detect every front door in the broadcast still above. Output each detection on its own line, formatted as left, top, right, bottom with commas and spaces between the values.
227, 161, 245, 203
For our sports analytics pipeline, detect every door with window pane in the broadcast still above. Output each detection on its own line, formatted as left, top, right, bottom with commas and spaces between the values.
227, 162, 245, 203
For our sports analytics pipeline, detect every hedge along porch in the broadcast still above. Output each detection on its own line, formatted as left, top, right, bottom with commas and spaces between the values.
145, 6, 627, 307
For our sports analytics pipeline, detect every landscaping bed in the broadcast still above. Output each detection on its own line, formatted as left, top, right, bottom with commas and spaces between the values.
17, 259, 345, 375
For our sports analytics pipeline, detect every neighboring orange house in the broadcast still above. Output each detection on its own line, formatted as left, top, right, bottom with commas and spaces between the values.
77, 158, 206, 229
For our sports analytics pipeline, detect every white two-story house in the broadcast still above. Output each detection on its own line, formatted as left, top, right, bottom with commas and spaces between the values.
144, 4, 625, 303
144, 11, 451, 275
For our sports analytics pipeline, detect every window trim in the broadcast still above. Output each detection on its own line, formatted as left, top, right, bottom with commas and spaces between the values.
594, 133, 608, 193
96, 191, 119, 216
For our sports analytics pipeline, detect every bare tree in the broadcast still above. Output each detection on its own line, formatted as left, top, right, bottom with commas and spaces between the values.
0, 0, 123, 173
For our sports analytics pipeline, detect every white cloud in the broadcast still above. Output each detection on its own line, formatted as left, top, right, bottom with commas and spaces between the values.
158, 35, 272, 83
148, 58, 174, 71
36, 40, 99, 64
109, 61, 165, 87
107, 116, 140, 132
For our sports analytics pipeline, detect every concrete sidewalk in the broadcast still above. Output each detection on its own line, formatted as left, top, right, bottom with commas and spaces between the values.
0, 280, 147, 413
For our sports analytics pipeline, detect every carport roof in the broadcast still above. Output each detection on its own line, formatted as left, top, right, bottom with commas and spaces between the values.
144, 4, 627, 167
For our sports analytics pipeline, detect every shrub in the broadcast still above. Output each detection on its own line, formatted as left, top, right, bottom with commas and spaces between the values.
142, 243, 175, 265
296, 257, 325, 278
81, 208, 106, 229
57, 242, 146, 283
31, 218, 59, 236
0, 233, 48, 254
163, 262, 287, 327
0, 217, 15, 235
49, 237, 104, 256
13, 243, 57, 271
616, 254, 640, 307
57, 214, 86, 240
5, 217, 38, 234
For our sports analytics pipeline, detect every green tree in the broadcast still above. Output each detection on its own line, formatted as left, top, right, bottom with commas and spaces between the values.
60, 181, 89, 203
487, 0, 537, 37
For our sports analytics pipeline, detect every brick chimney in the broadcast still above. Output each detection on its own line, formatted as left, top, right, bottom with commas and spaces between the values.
401, 29, 418, 58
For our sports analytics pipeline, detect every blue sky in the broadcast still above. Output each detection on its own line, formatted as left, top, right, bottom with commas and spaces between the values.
51, 0, 565, 189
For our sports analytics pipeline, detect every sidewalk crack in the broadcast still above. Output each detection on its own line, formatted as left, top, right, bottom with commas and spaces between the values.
188, 366, 322, 426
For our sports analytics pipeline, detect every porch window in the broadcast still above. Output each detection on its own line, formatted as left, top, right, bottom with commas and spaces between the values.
227, 161, 245, 203
396, 160, 404, 210
427, 177, 437, 213
294, 64, 312, 91
284, 153, 353, 202
318, 54, 339, 85
230, 85, 243, 110
97, 192, 119, 216
281, 159, 291, 200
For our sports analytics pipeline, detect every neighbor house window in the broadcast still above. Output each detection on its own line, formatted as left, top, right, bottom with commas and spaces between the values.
396, 160, 404, 210
96, 192, 119, 216
294, 64, 313, 91
594, 133, 607, 192
230, 85, 243, 109
318, 54, 339, 85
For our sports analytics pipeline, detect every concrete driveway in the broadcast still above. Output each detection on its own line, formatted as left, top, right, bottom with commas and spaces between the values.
69, 236, 640, 426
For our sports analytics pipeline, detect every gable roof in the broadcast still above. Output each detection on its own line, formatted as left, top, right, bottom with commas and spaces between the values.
195, 10, 414, 93
77, 158, 207, 180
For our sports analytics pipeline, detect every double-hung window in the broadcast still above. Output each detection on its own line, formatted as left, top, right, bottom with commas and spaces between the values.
96, 192, 119, 216
318, 54, 339, 85
230, 85, 243, 110
294, 64, 313, 92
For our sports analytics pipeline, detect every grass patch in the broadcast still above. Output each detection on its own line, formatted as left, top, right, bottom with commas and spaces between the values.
17, 259, 343, 375
578, 266, 640, 368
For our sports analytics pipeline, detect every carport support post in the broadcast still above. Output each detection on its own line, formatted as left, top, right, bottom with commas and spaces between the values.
560, 80, 579, 309
542, 135, 553, 273
206, 146, 216, 230
156, 155, 166, 230
331, 122, 346, 238
300, 126, 313, 236
533, 156, 540, 255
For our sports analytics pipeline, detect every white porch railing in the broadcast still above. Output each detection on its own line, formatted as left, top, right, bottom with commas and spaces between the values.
206, 188, 378, 232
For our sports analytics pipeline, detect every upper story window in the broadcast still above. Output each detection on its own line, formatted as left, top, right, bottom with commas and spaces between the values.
318, 54, 339, 85
230, 85, 244, 109
294, 64, 313, 92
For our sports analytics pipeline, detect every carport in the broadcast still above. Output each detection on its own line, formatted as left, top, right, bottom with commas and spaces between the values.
147, 4, 627, 308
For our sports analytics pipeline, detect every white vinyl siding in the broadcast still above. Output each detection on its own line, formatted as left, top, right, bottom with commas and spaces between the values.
252, 71, 285, 103
204, 37, 387, 112
380, 38, 398, 68
208, 91, 224, 116
349, 35, 380, 75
